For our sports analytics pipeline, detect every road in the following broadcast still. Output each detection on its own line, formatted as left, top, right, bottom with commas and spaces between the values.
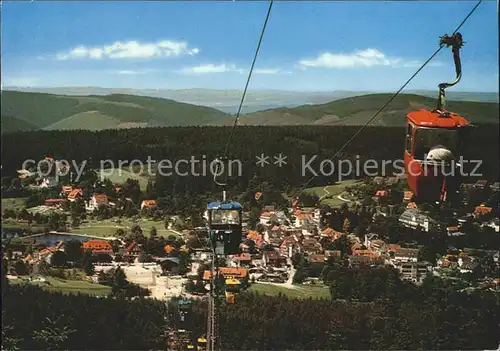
283, 258, 297, 289
337, 193, 352, 203
319, 186, 331, 201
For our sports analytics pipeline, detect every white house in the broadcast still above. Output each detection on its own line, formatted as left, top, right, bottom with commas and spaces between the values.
86, 194, 109, 211
398, 209, 437, 232
399, 261, 432, 284
485, 219, 499, 233
39, 177, 58, 189
312, 208, 321, 225
458, 257, 478, 273
394, 248, 419, 263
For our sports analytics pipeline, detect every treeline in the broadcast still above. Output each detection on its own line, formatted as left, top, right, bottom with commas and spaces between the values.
3, 270, 499, 350
2, 126, 498, 197
2, 284, 166, 350
214, 288, 499, 350
180, 271, 500, 350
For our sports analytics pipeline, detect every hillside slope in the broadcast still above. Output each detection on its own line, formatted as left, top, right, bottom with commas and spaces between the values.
42, 111, 124, 131
2, 91, 498, 132
1, 115, 38, 133
1, 90, 229, 132
221, 93, 499, 126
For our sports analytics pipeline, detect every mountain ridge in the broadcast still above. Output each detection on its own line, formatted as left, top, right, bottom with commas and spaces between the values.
3, 86, 498, 114
1, 90, 498, 132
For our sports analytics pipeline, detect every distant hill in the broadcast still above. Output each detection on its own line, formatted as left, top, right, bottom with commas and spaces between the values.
4, 86, 498, 114
1, 90, 229, 132
2, 90, 498, 132
213, 93, 499, 126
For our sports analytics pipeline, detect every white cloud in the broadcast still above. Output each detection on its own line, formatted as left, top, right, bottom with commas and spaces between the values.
298, 49, 441, 69
54, 40, 199, 60
178, 63, 244, 74
114, 69, 155, 75
254, 68, 290, 75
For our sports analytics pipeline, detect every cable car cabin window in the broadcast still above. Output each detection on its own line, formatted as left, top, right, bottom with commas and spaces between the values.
210, 210, 241, 225
225, 285, 240, 293
413, 128, 459, 160
405, 123, 413, 153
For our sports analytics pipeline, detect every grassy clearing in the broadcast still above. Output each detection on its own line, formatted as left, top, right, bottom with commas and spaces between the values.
247, 283, 331, 300
321, 197, 346, 207
1, 219, 48, 233
304, 179, 360, 198
10, 276, 111, 296
304, 179, 360, 207
72, 217, 181, 238
2, 197, 27, 212
96, 168, 150, 191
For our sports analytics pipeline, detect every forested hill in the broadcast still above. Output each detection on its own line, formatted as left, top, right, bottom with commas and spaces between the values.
2, 125, 499, 192
214, 93, 500, 126
0, 90, 230, 132
2, 90, 498, 132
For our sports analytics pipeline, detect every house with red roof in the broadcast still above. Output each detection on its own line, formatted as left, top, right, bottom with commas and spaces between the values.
263, 250, 287, 268
61, 186, 73, 195
474, 205, 493, 219
300, 238, 322, 254
403, 191, 414, 202
246, 230, 264, 249
279, 235, 299, 258
141, 200, 157, 210
375, 190, 389, 198
294, 210, 314, 227
83, 240, 113, 255
67, 188, 83, 202
320, 227, 343, 240
44, 198, 67, 207
203, 267, 248, 281
122, 241, 142, 260
26, 241, 65, 265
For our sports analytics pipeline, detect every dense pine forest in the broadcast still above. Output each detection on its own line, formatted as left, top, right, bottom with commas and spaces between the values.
3, 272, 499, 350
2, 125, 499, 196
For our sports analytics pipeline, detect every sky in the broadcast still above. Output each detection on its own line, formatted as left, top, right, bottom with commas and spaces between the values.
2, 0, 498, 92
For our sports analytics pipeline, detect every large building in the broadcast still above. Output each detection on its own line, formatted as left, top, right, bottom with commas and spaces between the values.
83, 240, 113, 255
399, 209, 437, 232
203, 267, 248, 281
398, 261, 432, 284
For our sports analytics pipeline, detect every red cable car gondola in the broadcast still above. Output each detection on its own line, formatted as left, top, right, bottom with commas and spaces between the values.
404, 32, 473, 206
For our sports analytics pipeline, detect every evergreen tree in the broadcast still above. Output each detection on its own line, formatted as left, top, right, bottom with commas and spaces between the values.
343, 218, 351, 234
150, 226, 157, 238
83, 259, 95, 276
111, 267, 128, 296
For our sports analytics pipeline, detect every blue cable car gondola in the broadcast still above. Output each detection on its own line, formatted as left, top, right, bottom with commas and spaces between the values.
207, 201, 243, 256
